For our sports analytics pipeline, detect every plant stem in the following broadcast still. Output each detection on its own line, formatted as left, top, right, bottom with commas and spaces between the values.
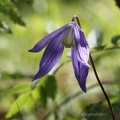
73, 15, 116, 120
89, 54, 115, 120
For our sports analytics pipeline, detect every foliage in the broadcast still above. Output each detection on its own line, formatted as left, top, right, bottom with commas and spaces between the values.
0, 0, 120, 120
6, 92, 30, 119
31, 75, 57, 108
4, 75, 57, 119
0, 0, 33, 33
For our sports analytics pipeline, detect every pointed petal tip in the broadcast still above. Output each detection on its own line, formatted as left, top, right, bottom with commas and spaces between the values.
32, 78, 35, 82
28, 49, 32, 52
83, 89, 87, 93
32, 71, 42, 81
80, 86, 86, 93
28, 49, 37, 53
32, 76, 39, 81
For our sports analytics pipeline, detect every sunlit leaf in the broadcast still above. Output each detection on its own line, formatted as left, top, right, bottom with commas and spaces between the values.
6, 92, 30, 119
111, 35, 120, 45
31, 82, 47, 108
31, 86, 41, 105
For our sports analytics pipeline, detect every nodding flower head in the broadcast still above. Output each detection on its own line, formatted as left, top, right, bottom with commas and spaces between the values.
29, 20, 90, 92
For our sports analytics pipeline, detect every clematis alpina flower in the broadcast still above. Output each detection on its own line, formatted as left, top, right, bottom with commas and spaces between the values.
29, 21, 90, 92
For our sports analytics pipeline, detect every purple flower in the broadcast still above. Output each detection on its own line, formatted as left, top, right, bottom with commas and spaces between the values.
29, 21, 90, 92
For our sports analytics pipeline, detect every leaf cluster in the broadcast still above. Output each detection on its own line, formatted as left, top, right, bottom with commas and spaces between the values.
5, 75, 58, 119
0, 0, 33, 33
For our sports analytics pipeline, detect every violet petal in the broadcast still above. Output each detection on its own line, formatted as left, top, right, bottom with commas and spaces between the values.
29, 24, 68, 53
73, 23, 90, 68
71, 48, 89, 92
32, 34, 64, 81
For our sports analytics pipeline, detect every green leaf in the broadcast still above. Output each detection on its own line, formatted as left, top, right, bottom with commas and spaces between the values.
31, 75, 58, 108
43, 75, 57, 100
111, 35, 120, 45
31, 79, 47, 108
87, 28, 103, 48
6, 92, 30, 119
39, 86, 47, 108
0, 0, 25, 26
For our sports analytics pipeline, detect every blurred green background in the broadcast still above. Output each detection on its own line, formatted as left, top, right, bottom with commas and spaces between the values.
0, 0, 120, 120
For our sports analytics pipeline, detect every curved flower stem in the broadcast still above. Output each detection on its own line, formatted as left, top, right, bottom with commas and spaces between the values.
73, 15, 116, 120
72, 15, 82, 28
